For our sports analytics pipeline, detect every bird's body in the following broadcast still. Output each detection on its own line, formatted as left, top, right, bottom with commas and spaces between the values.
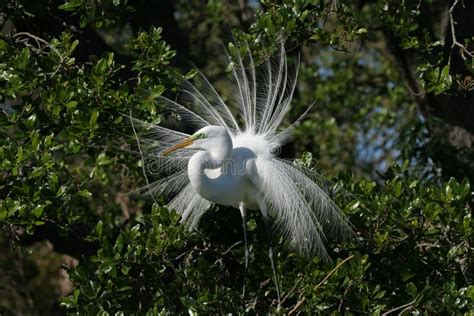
133, 43, 352, 303
187, 128, 272, 210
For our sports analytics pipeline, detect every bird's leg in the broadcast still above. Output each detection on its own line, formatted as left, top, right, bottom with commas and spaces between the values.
258, 200, 282, 306
239, 203, 249, 299
239, 203, 249, 270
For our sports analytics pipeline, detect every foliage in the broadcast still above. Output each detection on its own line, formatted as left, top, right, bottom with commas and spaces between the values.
1, 0, 473, 314
60, 167, 474, 314
0, 25, 179, 239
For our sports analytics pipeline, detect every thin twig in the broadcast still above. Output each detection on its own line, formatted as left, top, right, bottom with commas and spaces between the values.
130, 110, 158, 205
448, 0, 474, 65
382, 295, 419, 315
281, 276, 304, 304
415, 242, 444, 249
314, 254, 355, 290
288, 298, 305, 315
338, 280, 353, 312
221, 240, 242, 256
288, 254, 355, 314
12, 32, 65, 76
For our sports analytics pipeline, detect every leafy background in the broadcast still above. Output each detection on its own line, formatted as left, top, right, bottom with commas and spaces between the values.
0, 0, 473, 314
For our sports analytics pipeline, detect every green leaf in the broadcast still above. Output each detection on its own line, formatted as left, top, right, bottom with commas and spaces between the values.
96, 220, 103, 237
58, 0, 83, 11
99, 259, 118, 274
65, 101, 78, 110
80, 280, 101, 299
89, 110, 100, 127
130, 224, 141, 240
32, 205, 45, 217
247, 219, 257, 231
78, 189, 92, 198
347, 200, 360, 211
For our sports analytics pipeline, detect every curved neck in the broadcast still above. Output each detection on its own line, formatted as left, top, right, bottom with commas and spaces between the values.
188, 135, 232, 197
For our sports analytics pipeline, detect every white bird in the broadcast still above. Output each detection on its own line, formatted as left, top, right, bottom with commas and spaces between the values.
132, 43, 352, 304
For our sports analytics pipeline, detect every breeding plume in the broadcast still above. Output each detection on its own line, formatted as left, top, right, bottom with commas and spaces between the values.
133, 43, 351, 302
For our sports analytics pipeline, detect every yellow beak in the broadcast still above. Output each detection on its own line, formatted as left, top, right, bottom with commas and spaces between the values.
161, 137, 194, 156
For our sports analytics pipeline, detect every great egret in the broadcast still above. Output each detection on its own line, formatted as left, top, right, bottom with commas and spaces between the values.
133, 43, 352, 304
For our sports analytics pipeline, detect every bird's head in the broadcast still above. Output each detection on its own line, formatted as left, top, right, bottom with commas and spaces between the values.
161, 125, 229, 156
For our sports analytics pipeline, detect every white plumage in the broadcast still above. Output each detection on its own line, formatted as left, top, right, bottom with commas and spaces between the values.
133, 43, 352, 301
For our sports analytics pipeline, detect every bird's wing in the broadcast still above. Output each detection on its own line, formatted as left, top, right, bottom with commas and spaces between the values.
247, 157, 352, 259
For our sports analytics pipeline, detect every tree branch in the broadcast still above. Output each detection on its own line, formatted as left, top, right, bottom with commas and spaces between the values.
448, 0, 474, 65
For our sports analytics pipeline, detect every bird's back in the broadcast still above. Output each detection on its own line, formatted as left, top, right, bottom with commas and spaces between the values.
232, 132, 277, 159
